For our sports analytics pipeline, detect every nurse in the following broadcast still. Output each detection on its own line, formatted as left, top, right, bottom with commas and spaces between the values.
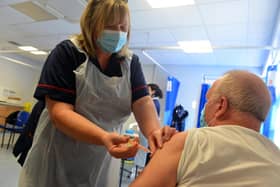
18, 0, 176, 186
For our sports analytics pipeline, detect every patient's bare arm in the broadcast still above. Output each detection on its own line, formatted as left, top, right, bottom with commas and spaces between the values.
129, 132, 187, 187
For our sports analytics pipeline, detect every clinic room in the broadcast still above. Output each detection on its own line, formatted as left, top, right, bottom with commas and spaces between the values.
0, 0, 280, 187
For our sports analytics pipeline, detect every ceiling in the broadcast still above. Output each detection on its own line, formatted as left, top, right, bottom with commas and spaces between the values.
0, 0, 279, 71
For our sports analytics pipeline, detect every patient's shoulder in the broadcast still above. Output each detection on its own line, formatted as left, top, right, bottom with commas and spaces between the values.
163, 131, 188, 154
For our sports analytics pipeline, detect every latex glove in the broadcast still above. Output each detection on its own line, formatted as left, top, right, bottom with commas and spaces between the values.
102, 132, 139, 159
147, 126, 177, 156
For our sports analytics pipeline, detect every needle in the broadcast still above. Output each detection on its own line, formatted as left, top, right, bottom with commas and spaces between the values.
138, 144, 151, 153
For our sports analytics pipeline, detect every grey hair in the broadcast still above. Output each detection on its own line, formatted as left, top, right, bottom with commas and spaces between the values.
212, 70, 271, 121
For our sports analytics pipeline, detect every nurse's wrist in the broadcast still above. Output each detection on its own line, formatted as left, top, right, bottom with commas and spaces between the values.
101, 132, 110, 147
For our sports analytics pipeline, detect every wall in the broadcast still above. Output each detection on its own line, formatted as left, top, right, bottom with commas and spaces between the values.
0, 58, 41, 105
161, 64, 262, 130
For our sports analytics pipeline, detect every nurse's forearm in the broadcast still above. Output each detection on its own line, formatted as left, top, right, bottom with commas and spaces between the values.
53, 109, 109, 145
132, 96, 161, 138
46, 97, 108, 145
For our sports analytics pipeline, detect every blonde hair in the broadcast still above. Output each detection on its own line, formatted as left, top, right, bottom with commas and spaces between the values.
213, 70, 271, 121
75, 0, 131, 58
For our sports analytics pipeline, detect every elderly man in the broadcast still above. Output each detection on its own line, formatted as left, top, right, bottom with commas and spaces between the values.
130, 70, 280, 187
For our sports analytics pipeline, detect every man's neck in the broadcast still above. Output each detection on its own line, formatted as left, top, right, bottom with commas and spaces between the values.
214, 111, 261, 132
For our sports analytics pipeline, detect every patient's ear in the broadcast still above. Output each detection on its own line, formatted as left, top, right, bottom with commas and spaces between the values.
214, 96, 228, 118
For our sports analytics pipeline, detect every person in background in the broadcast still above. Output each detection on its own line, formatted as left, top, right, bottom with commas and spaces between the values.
130, 70, 280, 187
18, 1, 176, 186
147, 83, 163, 116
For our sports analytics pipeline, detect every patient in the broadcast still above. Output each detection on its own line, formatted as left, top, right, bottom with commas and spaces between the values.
129, 70, 280, 187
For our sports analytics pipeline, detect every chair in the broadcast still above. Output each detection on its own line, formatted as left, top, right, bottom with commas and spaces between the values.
0, 111, 29, 149
1, 111, 19, 148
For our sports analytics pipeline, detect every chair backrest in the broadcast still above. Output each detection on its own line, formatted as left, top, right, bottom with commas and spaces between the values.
16, 111, 30, 127
5, 111, 20, 125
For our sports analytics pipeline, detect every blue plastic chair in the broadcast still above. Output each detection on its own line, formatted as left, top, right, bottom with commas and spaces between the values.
1, 111, 29, 149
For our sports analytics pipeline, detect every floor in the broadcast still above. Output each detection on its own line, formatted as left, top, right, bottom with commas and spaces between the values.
0, 134, 21, 187
0, 133, 143, 187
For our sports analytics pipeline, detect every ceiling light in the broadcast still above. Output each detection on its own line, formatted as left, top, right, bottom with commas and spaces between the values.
178, 40, 213, 53
10, 1, 58, 21
18, 46, 38, 51
30, 51, 48, 55
147, 0, 195, 8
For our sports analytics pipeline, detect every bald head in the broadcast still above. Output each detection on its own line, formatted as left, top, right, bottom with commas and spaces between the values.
213, 70, 271, 122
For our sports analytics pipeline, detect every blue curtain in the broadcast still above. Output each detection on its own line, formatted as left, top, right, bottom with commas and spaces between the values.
262, 86, 277, 139
164, 76, 180, 126
262, 64, 278, 139
196, 83, 210, 128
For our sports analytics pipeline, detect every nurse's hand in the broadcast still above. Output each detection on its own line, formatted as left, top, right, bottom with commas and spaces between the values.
102, 132, 139, 159
147, 126, 177, 156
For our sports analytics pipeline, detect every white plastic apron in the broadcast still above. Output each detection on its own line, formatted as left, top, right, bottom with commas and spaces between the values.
19, 38, 132, 187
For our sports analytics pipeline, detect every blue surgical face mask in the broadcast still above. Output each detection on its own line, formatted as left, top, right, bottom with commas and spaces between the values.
97, 30, 127, 53
199, 106, 208, 127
